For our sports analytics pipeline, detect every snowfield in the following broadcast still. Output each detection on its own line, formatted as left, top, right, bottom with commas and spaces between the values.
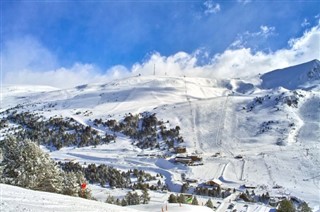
0, 184, 137, 212
1, 184, 273, 212
1, 60, 319, 211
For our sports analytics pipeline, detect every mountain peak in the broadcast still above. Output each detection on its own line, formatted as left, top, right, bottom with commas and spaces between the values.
260, 59, 320, 90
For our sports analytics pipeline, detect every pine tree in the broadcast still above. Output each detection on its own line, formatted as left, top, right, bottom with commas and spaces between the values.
0, 137, 63, 193
180, 183, 189, 193
192, 196, 199, 205
168, 194, 177, 203
277, 199, 295, 212
125, 191, 140, 205
217, 186, 222, 197
106, 195, 115, 204
0, 137, 88, 197
298, 202, 312, 212
132, 192, 141, 205
121, 198, 128, 206
178, 194, 186, 204
61, 171, 81, 196
78, 187, 92, 199
141, 189, 150, 204
205, 198, 214, 209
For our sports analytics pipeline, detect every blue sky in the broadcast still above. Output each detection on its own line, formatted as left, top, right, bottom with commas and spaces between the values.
2, 0, 320, 87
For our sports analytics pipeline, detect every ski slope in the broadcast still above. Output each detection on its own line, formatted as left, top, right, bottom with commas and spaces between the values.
1, 59, 320, 211
1, 184, 217, 212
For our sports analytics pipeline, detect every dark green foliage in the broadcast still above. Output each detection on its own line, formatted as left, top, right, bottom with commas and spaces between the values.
99, 112, 183, 150
177, 194, 186, 203
3, 111, 184, 151
141, 189, 150, 204
59, 162, 129, 188
78, 187, 92, 199
194, 185, 230, 199
106, 195, 115, 204
205, 198, 214, 208
6, 112, 115, 150
180, 183, 189, 193
0, 137, 89, 198
277, 199, 296, 212
59, 161, 159, 192
168, 194, 178, 203
115, 190, 151, 206
192, 196, 199, 205
298, 202, 312, 212
121, 198, 128, 206
125, 191, 141, 205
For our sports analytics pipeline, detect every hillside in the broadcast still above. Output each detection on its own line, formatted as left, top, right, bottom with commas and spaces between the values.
261, 59, 320, 90
0, 60, 319, 211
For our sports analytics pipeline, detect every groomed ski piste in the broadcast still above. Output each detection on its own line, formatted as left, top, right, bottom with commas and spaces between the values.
1, 60, 319, 211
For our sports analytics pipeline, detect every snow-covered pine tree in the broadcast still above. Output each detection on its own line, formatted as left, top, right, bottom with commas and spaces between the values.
0, 136, 63, 192
0, 136, 88, 197
61, 171, 81, 196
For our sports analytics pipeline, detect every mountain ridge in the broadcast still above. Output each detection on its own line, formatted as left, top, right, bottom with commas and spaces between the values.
260, 59, 320, 90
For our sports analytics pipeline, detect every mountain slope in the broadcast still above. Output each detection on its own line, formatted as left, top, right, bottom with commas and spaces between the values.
1, 61, 320, 211
0, 184, 217, 212
0, 184, 137, 212
261, 59, 320, 90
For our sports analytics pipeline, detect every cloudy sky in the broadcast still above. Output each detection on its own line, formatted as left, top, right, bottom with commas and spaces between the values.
2, 0, 320, 88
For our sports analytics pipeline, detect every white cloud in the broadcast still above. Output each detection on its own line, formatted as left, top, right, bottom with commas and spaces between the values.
204, 0, 221, 14
237, 0, 252, 5
2, 36, 131, 88
231, 25, 276, 48
301, 18, 310, 27
2, 23, 319, 88
3, 63, 130, 89
259, 25, 275, 37
2, 36, 58, 73
132, 23, 319, 79
246, 25, 276, 38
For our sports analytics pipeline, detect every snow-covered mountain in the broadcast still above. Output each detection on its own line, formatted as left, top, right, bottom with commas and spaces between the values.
261, 59, 320, 90
0, 59, 319, 211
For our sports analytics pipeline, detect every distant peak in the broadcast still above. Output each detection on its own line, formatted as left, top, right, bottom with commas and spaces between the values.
260, 59, 320, 90
306, 59, 320, 65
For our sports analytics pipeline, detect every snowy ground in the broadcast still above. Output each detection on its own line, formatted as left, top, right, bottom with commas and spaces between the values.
0, 184, 217, 212
0, 184, 137, 212
1, 61, 320, 211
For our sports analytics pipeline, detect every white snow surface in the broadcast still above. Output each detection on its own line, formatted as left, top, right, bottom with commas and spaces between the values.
0, 184, 216, 212
261, 59, 320, 90
1, 60, 320, 211
0, 184, 137, 212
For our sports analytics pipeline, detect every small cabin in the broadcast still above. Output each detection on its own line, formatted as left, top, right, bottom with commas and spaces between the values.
186, 178, 198, 183
175, 146, 187, 153
243, 184, 256, 189
189, 155, 202, 161
235, 155, 243, 159
175, 157, 192, 164
206, 178, 223, 187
